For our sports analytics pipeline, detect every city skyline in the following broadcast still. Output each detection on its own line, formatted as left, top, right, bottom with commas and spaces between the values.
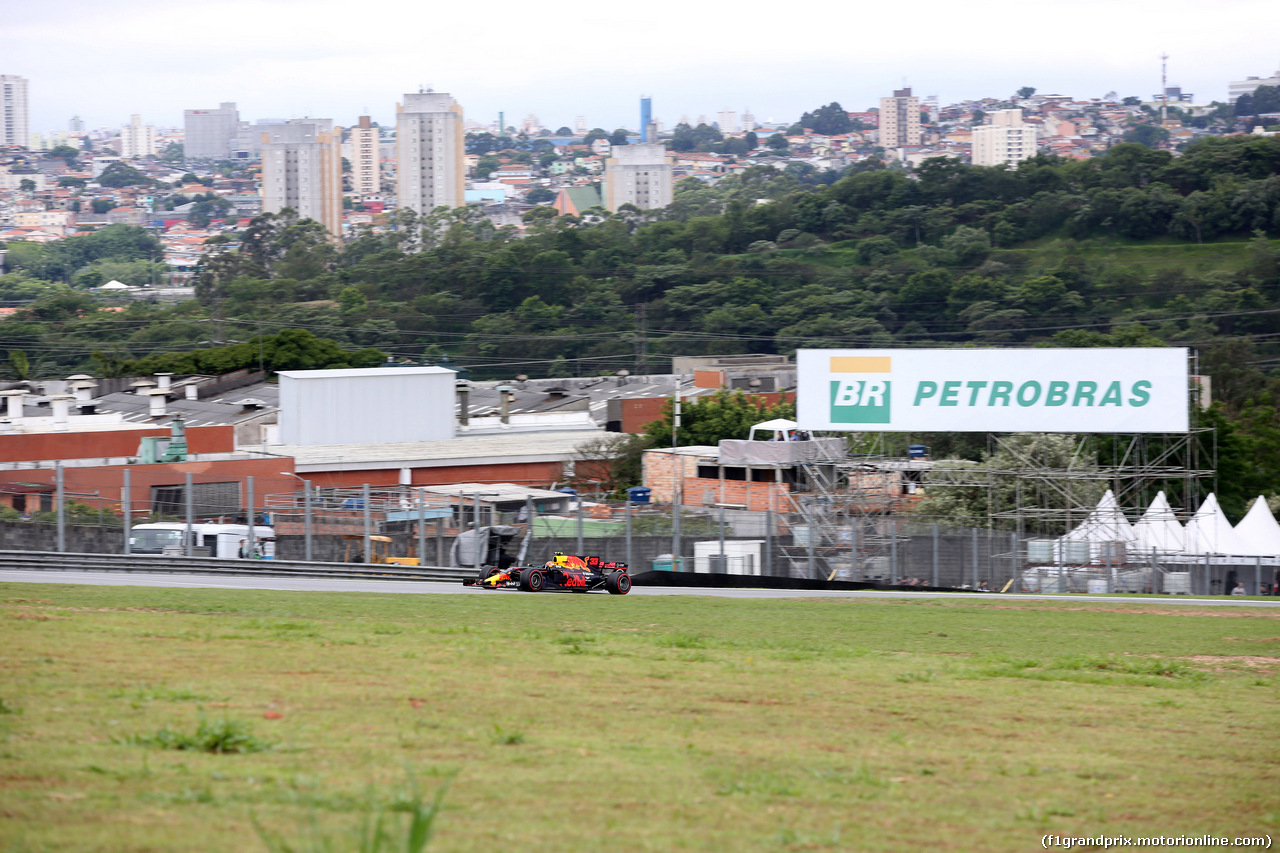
5, 0, 1278, 136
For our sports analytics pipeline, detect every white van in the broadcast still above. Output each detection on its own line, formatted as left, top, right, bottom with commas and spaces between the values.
130, 522, 276, 559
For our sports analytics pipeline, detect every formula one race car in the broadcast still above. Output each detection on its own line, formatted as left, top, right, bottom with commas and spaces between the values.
463, 553, 631, 595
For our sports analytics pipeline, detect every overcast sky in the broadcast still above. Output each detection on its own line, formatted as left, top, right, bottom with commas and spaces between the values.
7, 0, 1280, 135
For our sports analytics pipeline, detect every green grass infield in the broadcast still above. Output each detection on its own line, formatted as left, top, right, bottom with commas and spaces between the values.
1, 584, 1277, 851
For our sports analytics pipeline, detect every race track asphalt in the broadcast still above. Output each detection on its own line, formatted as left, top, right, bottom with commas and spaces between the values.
3, 570, 1279, 606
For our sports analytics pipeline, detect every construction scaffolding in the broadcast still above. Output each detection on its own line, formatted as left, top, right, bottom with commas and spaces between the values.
782, 428, 1218, 585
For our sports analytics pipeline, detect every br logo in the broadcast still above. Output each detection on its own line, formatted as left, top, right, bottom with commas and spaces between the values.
828, 356, 892, 424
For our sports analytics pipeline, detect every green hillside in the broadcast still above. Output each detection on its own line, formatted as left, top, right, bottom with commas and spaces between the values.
2, 136, 1279, 506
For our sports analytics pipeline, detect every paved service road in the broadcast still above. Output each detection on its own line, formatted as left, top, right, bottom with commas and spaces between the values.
4, 570, 1280, 606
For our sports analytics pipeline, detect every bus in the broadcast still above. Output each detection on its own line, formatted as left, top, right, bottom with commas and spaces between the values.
129, 522, 276, 559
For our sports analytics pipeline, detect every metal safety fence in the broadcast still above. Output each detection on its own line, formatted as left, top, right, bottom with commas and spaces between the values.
3, 474, 1277, 595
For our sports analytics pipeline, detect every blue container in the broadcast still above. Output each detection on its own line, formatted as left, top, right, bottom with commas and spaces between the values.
908, 444, 928, 458
626, 486, 651, 504
556, 487, 578, 495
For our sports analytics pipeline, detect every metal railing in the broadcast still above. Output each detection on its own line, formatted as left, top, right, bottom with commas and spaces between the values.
0, 549, 474, 583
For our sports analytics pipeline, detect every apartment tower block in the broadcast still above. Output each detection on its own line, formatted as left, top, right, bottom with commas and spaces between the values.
878, 87, 922, 147
260, 119, 343, 240
396, 91, 465, 214
350, 116, 379, 197
120, 114, 157, 158
1, 75, 30, 148
971, 109, 1037, 167
603, 142, 674, 212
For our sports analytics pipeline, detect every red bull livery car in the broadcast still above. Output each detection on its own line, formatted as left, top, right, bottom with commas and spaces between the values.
464, 553, 631, 595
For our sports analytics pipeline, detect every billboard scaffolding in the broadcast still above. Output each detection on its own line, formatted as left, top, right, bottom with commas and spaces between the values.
782, 428, 1216, 586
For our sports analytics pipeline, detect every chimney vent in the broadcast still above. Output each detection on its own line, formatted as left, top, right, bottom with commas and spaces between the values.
0, 391, 23, 421
147, 389, 167, 418
49, 394, 74, 428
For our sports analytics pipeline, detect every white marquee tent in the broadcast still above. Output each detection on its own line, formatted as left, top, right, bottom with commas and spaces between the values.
1182, 493, 1249, 556
1233, 496, 1280, 558
1062, 490, 1137, 545
1131, 490, 1185, 554
1060, 491, 1278, 562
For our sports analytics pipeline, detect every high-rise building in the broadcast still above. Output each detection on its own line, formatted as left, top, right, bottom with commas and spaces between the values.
574, 116, 588, 135
260, 119, 343, 240
603, 143, 674, 212
1229, 68, 1280, 104
120, 114, 157, 158
396, 91, 465, 214
640, 96, 652, 143
878, 87, 922, 147
971, 109, 1037, 168
350, 116, 380, 198
1, 75, 30, 148
741, 109, 756, 132
69, 115, 84, 132
184, 101, 239, 159
923, 95, 940, 124
716, 110, 739, 134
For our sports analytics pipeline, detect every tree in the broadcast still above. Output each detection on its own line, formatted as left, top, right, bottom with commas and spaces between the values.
643, 389, 796, 447
555, 126, 572, 136
583, 128, 609, 146
572, 433, 648, 492
1241, 85, 1280, 116
798, 102, 853, 135
609, 129, 630, 146
1122, 123, 1170, 148
159, 143, 184, 162
745, 131, 758, 150
48, 144, 81, 166
97, 161, 152, 187
91, 198, 113, 214
1122, 96, 1142, 106
913, 434, 1104, 531
766, 133, 789, 151
669, 123, 723, 153
1016, 86, 1037, 99
18, 178, 35, 192
525, 187, 556, 204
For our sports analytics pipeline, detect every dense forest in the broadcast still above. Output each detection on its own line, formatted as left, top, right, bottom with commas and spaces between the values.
2, 135, 1279, 510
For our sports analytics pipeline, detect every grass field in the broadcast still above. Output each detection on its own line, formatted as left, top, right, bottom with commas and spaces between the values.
1, 584, 1278, 852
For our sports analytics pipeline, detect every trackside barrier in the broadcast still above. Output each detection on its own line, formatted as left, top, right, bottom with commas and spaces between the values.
0, 550, 474, 584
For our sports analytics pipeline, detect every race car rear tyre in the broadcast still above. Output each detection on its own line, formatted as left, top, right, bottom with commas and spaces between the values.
521, 569, 544, 592
606, 571, 631, 595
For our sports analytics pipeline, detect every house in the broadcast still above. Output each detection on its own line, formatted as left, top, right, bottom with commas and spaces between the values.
553, 185, 602, 216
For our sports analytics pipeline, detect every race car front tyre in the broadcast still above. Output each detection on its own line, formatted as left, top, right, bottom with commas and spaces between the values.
523, 570, 545, 592
606, 571, 631, 595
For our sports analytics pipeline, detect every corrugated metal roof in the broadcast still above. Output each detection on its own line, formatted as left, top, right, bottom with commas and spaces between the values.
277, 366, 456, 380
252, 429, 607, 472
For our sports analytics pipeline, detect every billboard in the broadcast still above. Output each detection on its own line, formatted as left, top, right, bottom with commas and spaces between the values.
796, 348, 1189, 433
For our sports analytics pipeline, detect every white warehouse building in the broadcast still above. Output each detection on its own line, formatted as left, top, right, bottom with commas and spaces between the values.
277, 367, 457, 447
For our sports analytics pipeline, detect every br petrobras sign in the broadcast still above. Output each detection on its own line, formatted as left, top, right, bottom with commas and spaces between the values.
795, 348, 1190, 433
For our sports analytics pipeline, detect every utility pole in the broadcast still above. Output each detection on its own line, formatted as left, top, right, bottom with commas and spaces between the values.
634, 304, 648, 375
1160, 52, 1169, 128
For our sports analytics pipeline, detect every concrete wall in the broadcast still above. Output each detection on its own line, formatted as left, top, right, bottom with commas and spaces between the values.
0, 521, 125, 554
